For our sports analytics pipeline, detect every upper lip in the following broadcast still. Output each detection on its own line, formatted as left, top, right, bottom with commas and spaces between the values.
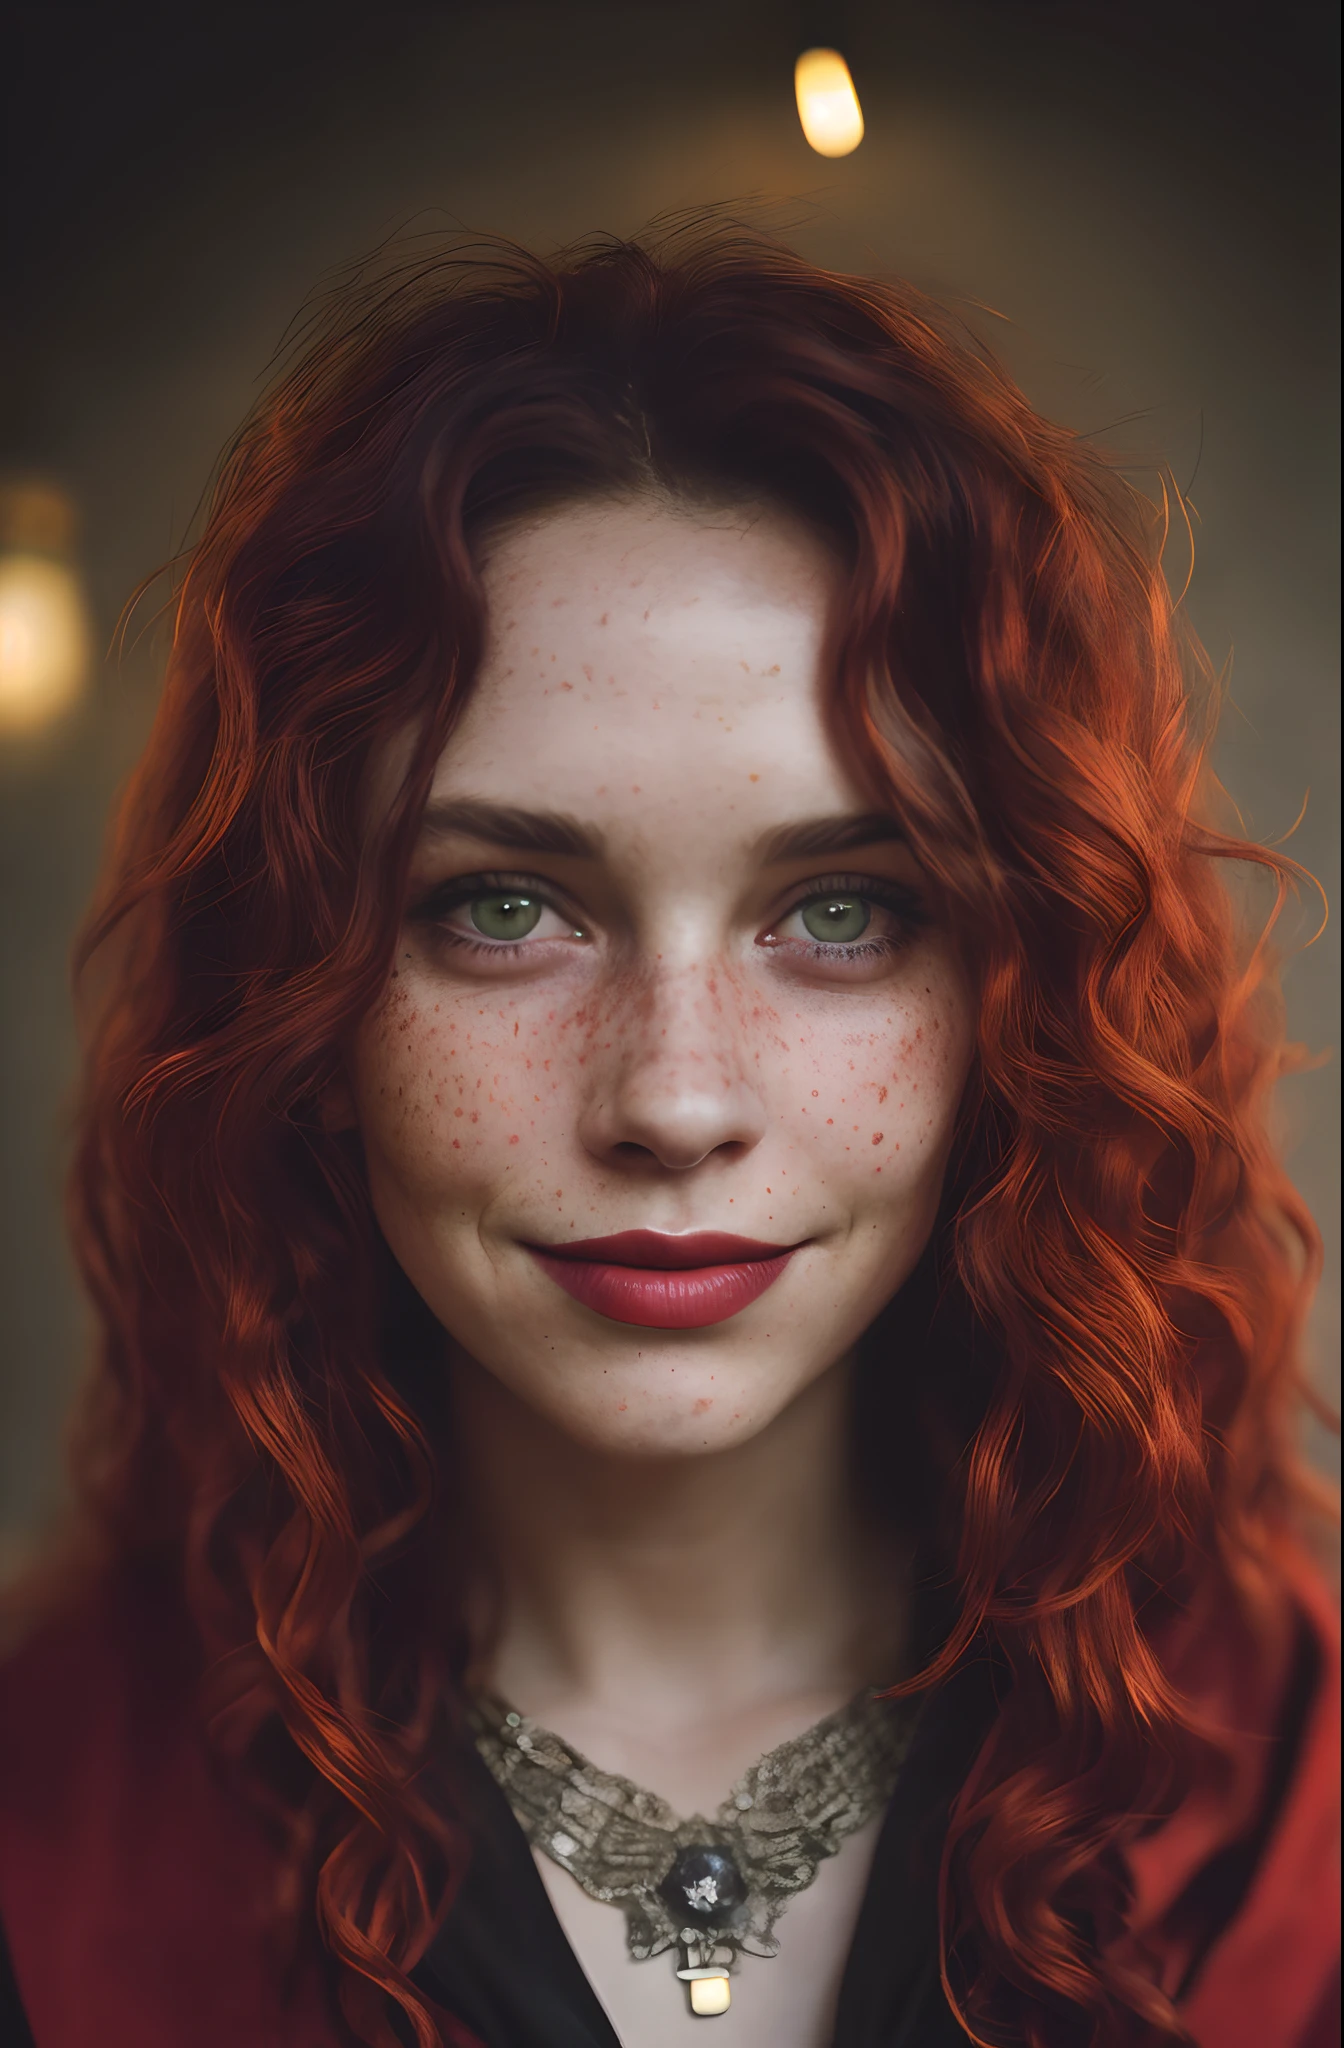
529, 1230, 798, 1269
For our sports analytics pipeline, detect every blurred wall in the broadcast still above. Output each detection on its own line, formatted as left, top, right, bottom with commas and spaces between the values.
2, 0, 1338, 1562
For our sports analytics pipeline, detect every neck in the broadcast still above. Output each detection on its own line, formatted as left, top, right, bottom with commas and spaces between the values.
453, 1355, 905, 1729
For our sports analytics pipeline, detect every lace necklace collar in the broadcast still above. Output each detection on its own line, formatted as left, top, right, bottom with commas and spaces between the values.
468, 1686, 917, 2018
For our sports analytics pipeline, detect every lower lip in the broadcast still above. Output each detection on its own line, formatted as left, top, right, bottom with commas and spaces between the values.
527, 1250, 797, 1329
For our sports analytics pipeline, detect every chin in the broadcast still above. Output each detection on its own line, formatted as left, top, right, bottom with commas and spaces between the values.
495, 1338, 825, 1461
567, 1403, 774, 1461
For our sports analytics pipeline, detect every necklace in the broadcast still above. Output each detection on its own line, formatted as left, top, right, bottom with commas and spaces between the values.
469, 1687, 916, 2018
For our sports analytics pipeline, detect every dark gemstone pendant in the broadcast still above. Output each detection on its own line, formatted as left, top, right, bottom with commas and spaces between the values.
658, 1844, 748, 1928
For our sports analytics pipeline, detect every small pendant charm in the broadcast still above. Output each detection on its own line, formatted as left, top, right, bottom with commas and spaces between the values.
676, 1940, 732, 2017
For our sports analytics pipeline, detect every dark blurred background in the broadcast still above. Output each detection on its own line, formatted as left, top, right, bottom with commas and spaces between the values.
2, 1, 1338, 1568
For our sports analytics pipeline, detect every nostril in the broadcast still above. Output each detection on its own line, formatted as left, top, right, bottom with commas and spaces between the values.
608, 1134, 753, 1172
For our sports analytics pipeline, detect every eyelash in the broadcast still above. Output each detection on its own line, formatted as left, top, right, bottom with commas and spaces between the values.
407, 872, 583, 958
406, 870, 929, 961
772, 874, 930, 963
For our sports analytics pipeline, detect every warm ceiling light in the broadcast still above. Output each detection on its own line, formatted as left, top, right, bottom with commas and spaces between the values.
794, 47, 864, 158
0, 482, 91, 733
0, 553, 91, 731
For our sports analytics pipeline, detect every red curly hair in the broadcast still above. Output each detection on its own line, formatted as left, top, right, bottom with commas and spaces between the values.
56, 219, 1327, 2046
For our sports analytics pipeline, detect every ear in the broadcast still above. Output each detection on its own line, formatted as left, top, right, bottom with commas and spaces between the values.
317, 1069, 359, 1134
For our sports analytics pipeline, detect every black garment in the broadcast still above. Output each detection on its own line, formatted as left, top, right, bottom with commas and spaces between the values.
412, 1654, 1000, 2048
0, 1918, 36, 2048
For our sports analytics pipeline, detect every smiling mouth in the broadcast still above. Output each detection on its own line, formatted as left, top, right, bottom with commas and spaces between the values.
525, 1230, 802, 1330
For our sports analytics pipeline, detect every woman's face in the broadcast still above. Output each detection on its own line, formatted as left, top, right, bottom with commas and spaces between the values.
350, 498, 974, 1457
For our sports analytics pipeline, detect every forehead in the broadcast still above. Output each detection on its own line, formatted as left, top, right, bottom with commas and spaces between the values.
430, 498, 861, 825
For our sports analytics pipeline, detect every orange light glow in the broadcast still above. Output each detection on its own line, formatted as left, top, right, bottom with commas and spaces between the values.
794, 47, 864, 158
0, 553, 90, 731
0, 482, 91, 732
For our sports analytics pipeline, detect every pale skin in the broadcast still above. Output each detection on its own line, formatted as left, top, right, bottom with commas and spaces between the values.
345, 498, 976, 2046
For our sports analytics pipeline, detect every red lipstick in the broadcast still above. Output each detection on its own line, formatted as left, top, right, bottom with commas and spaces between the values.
527, 1230, 799, 1329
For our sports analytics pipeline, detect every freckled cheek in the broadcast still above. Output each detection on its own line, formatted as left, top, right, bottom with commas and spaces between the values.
781, 990, 971, 1177
354, 991, 577, 1191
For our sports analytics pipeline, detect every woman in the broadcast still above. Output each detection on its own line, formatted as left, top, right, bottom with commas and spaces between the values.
0, 220, 1337, 2048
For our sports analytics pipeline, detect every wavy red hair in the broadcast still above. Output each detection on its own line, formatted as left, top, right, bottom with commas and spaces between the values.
50, 219, 1330, 2046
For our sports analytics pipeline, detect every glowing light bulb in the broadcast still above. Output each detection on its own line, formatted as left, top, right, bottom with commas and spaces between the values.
0, 482, 91, 733
0, 552, 91, 732
794, 47, 864, 158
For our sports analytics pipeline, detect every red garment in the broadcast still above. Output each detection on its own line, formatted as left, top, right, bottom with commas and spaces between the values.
0, 1579, 338, 2048
1124, 1553, 1341, 2048
0, 1565, 1337, 2048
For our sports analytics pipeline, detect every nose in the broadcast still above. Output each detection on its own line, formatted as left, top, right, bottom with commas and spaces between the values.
577, 962, 768, 1173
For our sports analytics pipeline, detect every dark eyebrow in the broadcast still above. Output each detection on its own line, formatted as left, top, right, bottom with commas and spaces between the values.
418, 801, 903, 865
417, 798, 604, 859
755, 812, 907, 862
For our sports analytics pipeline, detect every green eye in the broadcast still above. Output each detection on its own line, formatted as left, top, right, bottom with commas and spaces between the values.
469, 892, 544, 941
800, 895, 871, 943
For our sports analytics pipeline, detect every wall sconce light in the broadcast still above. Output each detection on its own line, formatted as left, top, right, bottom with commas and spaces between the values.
0, 480, 92, 735
795, 47, 864, 157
